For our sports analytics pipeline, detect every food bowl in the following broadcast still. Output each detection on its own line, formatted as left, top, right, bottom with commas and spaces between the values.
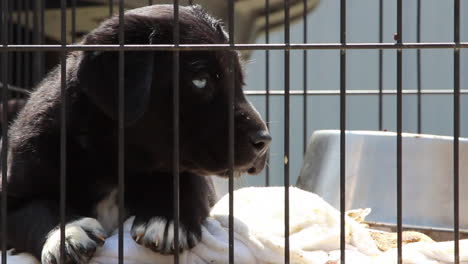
297, 130, 468, 230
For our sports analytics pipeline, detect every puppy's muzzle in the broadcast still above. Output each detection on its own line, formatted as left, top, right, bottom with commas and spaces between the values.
249, 130, 272, 155
246, 129, 271, 175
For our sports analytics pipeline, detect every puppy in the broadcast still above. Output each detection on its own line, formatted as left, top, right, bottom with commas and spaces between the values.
0, 98, 26, 133
1, 4, 271, 264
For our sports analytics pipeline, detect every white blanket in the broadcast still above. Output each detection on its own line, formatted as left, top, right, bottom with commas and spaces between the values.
3, 187, 468, 264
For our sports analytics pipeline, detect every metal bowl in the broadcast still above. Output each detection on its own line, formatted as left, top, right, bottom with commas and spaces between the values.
297, 130, 468, 230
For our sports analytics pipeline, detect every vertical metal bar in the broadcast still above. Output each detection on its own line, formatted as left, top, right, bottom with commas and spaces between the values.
24, 0, 30, 89
59, 0, 67, 262
228, 0, 235, 262
284, 0, 290, 263
7, 0, 12, 40
40, 0, 45, 78
396, 0, 403, 262
33, 0, 40, 86
453, 0, 460, 262
118, 0, 125, 263
1, 0, 9, 263
302, 0, 307, 153
71, 0, 77, 43
109, 0, 114, 17
265, 0, 270, 187
172, 1, 180, 263
15, 0, 22, 96
378, 0, 383, 130
7, 0, 12, 87
339, 0, 346, 262
416, 0, 422, 133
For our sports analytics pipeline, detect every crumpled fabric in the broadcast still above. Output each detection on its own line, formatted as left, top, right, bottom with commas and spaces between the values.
2, 187, 467, 264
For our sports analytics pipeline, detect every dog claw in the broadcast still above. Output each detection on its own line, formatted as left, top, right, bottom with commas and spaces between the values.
134, 235, 142, 244
96, 234, 106, 243
41, 218, 105, 264
131, 218, 201, 254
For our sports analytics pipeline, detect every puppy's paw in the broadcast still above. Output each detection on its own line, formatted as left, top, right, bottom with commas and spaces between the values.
41, 218, 106, 264
131, 217, 200, 255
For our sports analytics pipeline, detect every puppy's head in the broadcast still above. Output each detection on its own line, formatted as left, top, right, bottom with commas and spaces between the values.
78, 5, 271, 177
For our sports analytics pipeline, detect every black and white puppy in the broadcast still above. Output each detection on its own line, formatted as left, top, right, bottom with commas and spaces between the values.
1, 5, 271, 264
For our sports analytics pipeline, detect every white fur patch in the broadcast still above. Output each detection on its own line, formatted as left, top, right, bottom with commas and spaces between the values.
41, 218, 105, 264
95, 189, 119, 235
133, 218, 196, 253
142, 218, 168, 250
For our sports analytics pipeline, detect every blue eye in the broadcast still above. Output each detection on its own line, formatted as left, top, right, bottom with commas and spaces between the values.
192, 78, 207, 89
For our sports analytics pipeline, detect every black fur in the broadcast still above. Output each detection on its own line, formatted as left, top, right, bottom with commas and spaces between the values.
0, 98, 26, 133
1, 4, 271, 263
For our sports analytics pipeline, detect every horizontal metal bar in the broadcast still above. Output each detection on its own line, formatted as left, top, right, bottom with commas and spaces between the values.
0, 87, 463, 97
245, 89, 468, 96
0, 42, 468, 51
0, 83, 29, 95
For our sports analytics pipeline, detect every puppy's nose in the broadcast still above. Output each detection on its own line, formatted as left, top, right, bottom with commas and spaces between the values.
250, 130, 272, 153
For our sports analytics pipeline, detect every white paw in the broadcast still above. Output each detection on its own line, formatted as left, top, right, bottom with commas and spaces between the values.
131, 217, 200, 254
41, 218, 106, 264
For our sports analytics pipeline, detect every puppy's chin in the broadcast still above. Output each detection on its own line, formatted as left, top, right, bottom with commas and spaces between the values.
245, 153, 268, 175
192, 152, 268, 178
212, 170, 244, 179
190, 168, 242, 178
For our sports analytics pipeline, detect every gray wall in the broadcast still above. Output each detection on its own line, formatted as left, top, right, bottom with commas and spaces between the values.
240, 0, 468, 187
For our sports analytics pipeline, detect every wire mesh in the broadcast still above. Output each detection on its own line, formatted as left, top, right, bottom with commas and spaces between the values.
228, 0, 235, 263
396, 0, 403, 262
0, 0, 465, 263
71, 0, 77, 43
265, 0, 270, 187
1, 0, 9, 263
172, 1, 180, 263
339, 0, 346, 260
416, 0, 422, 134
59, 0, 67, 262
118, 1, 125, 264
302, 0, 308, 155
3, 42, 468, 52
284, 0, 291, 262
24, 0, 30, 89
453, 0, 461, 263
378, 0, 383, 131
32, 0, 40, 85
14, 0, 21, 99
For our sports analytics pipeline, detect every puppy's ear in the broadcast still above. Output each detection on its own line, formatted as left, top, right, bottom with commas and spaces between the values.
78, 50, 154, 124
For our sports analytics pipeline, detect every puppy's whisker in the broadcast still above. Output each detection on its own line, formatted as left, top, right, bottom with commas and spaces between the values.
238, 175, 247, 188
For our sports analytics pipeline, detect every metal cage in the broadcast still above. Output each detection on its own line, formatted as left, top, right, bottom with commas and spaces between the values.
0, 0, 467, 263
